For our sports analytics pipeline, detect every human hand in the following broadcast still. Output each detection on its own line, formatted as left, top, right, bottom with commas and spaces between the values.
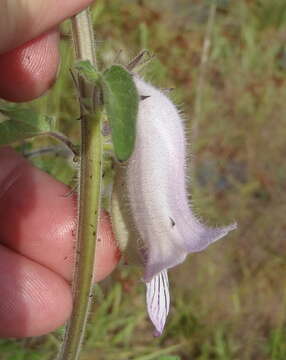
0, 0, 94, 102
0, 148, 120, 338
0, 1, 120, 338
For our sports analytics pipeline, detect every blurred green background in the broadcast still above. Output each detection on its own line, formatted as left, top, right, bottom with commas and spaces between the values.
1, 0, 286, 359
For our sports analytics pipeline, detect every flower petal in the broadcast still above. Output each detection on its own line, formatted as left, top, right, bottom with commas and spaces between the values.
146, 269, 170, 336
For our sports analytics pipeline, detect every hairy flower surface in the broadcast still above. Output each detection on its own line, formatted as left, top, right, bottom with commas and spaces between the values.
112, 76, 236, 335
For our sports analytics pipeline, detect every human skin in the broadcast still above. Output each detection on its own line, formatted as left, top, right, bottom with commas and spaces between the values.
0, 0, 94, 102
0, 0, 120, 338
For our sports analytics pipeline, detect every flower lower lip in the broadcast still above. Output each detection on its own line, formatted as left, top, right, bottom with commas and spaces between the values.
146, 269, 170, 336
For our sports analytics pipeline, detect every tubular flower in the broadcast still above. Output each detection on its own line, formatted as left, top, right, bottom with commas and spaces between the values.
111, 76, 236, 336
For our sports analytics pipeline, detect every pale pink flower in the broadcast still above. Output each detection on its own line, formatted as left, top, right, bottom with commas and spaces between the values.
112, 76, 236, 335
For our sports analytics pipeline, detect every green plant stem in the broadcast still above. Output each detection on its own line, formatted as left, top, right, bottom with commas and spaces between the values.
57, 8, 102, 360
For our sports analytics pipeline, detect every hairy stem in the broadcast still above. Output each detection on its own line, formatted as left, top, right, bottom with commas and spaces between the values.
57, 8, 102, 360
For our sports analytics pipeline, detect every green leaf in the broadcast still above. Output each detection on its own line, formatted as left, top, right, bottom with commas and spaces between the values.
30, 152, 75, 185
0, 105, 53, 145
74, 60, 101, 84
102, 65, 139, 162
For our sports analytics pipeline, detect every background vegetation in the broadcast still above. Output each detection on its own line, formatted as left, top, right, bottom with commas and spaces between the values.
1, 0, 286, 359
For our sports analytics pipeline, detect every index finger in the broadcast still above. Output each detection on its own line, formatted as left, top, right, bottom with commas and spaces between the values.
0, 0, 93, 54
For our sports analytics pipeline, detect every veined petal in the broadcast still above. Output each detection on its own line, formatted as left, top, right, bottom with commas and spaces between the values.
125, 77, 237, 282
146, 269, 170, 336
